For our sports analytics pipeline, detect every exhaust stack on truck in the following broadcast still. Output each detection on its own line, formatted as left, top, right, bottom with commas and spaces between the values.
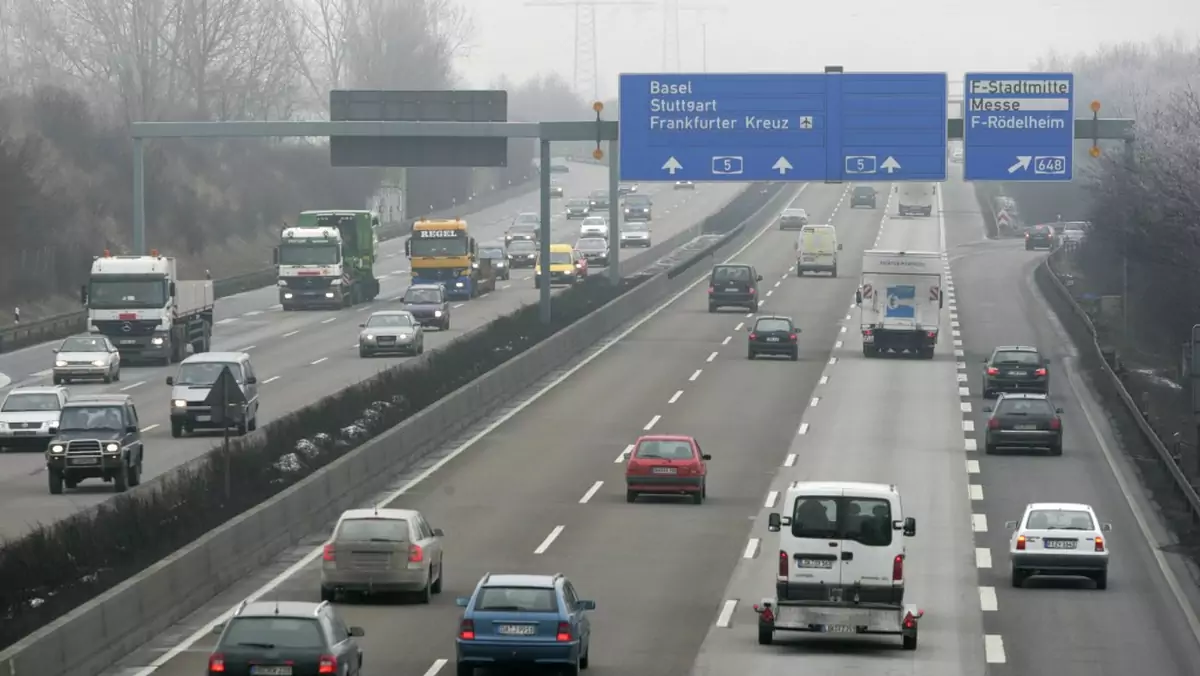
856, 250, 943, 359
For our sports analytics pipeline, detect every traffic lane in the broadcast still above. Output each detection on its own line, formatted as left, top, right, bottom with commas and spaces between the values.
0, 162, 616, 386
951, 241, 1200, 676
876, 183, 940, 251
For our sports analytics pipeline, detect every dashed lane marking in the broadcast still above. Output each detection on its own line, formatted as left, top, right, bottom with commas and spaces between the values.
614, 444, 634, 464
765, 491, 779, 508
715, 600, 738, 628
579, 481, 603, 504
743, 538, 760, 559
263, 376, 281, 384
120, 381, 145, 391
979, 586, 998, 612
533, 526, 565, 554
984, 635, 1007, 663
783, 453, 797, 467
975, 548, 992, 569
798, 423, 809, 435
643, 415, 661, 431
689, 369, 702, 381
972, 514, 988, 532
668, 390, 683, 404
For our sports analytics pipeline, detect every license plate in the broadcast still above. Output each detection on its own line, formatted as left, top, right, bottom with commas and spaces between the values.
652, 467, 677, 474
195, 415, 211, 422
766, 337, 780, 342
1014, 424, 1038, 430
1008, 371, 1027, 376
797, 558, 834, 569
121, 339, 138, 345
497, 624, 537, 636
725, 287, 738, 292
1044, 539, 1077, 549
69, 457, 99, 465
823, 625, 855, 633
250, 667, 292, 676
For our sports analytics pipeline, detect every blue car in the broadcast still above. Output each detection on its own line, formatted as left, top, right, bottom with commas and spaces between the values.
455, 573, 594, 675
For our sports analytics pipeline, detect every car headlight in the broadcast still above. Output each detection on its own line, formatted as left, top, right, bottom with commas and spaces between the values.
91, 360, 106, 367
434, 310, 443, 317
151, 336, 164, 345
324, 292, 335, 298
496, 261, 506, 267
55, 360, 66, 367
471, 262, 479, 268
104, 443, 119, 453
398, 334, 409, 340
362, 334, 374, 342
329, 277, 342, 286
284, 292, 294, 299
50, 444, 64, 454
454, 282, 464, 288
277, 279, 288, 287
172, 399, 187, 408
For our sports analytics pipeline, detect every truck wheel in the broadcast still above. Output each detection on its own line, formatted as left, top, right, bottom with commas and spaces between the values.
171, 421, 183, 438
902, 629, 918, 650
985, 443, 996, 455
920, 348, 935, 360
1049, 443, 1063, 456
48, 469, 64, 495
113, 462, 129, 493
757, 625, 773, 645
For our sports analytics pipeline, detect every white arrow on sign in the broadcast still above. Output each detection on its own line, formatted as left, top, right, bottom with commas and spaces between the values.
880, 157, 901, 174
662, 157, 682, 175
1008, 156, 1032, 173
772, 157, 793, 175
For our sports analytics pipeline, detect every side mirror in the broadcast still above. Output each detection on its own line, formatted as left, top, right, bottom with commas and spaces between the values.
169, 282, 177, 297
1055, 407, 1064, 414
903, 517, 916, 536
577, 599, 597, 611
165, 376, 174, 385
80, 285, 88, 305
701, 454, 712, 460
432, 528, 445, 537
272, 248, 280, 264
837, 243, 843, 250
982, 406, 993, 412
359, 323, 365, 328
1100, 522, 1112, 532
126, 425, 138, 434
757, 274, 763, 281
246, 376, 257, 384
52, 348, 59, 353
455, 596, 470, 607
348, 626, 365, 637
855, 290, 863, 305
767, 513, 782, 532
1004, 520, 1018, 529
211, 623, 224, 636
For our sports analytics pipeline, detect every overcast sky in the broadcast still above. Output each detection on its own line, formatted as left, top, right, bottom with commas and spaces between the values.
455, 0, 1200, 99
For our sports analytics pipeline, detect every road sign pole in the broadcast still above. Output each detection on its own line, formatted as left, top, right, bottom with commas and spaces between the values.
607, 139, 620, 284
538, 139, 553, 324
133, 137, 146, 254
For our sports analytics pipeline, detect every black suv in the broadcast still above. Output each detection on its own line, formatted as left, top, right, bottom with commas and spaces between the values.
851, 186, 877, 208
45, 394, 145, 494
747, 315, 800, 361
708, 264, 761, 313
983, 393, 1064, 455
982, 346, 1049, 398
401, 284, 451, 330
1025, 224, 1055, 250
208, 600, 365, 676
623, 194, 652, 221
588, 189, 610, 212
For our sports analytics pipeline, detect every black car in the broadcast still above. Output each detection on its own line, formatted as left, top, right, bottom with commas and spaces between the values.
983, 393, 1063, 455
588, 190, 610, 212
747, 315, 800, 360
576, 237, 610, 266
507, 240, 538, 267
851, 186, 877, 208
674, 180, 695, 190
623, 195, 653, 221
549, 183, 564, 197
618, 183, 638, 196
565, 198, 590, 219
45, 394, 145, 494
401, 284, 451, 330
1025, 224, 1055, 250
982, 345, 1049, 398
477, 244, 510, 280
708, 263, 761, 313
208, 600, 365, 676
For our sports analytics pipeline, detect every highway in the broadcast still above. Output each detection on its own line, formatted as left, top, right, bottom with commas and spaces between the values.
944, 165, 1200, 676
0, 163, 745, 540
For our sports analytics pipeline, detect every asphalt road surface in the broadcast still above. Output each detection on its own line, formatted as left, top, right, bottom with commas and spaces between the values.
0, 164, 744, 540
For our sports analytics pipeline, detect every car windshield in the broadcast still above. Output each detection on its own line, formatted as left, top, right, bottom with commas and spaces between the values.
175, 362, 243, 386
547, 252, 573, 265
755, 319, 791, 332
60, 336, 107, 352
712, 266, 751, 282
582, 218, 605, 226
634, 439, 694, 459
336, 518, 409, 542
2, 393, 61, 412
509, 241, 535, 252
366, 314, 414, 328
58, 406, 125, 431
577, 239, 606, 251
1026, 509, 1095, 531
622, 222, 646, 231
404, 289, 442, 304
568, 199, 588, 207
510, 223, 537, 233
479, 247, 504, 259
475, 587, 558, 612
995, 398, 1054, 416
993, 350, 1040, 365
222, 617, 325, 649
516, 214, 539, 225
626, 196, 650, 206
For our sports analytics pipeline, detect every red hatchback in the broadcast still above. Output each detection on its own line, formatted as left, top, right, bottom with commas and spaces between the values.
624, 435, 711, 504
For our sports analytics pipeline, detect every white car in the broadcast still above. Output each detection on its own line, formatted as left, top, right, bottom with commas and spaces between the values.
579, 216, 608, 238
0, 385, 68, 452
53, 334, 121, 384
619, 222, 651, 248
1006, 502, 1111, 589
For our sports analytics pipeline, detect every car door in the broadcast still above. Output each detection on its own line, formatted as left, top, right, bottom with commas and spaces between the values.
563, 581, 590, 646
323, 611, 359, 673
414, 514, 442, 575
786, 492, 843, 595
837, 495, 902, 602
241, 359, 259, 418
123, 404, 142, 464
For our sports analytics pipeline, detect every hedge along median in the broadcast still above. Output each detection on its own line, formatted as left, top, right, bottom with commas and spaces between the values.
0, 180, 787, 676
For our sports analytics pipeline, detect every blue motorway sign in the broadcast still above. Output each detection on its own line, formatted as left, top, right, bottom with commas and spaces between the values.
618, 73, 947, 182
962, 72, 1074, 182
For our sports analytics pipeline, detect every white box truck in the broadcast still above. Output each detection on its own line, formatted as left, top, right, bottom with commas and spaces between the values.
856, 250, 943, 359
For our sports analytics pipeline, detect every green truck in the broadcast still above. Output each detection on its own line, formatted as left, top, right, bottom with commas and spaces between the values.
274, 210, 381, 309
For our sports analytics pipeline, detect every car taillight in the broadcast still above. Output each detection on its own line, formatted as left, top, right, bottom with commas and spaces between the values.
1025, 232, 1030, 238
1049, 417, 1061, 430
208, 653, 225, 673
708, 286, 714, 294
749, 288, 755, 294
556, 622, 572, 641
892, 554, 904, 581
749, 333, 757, 340
863, 329, 872, 336
1094, 535, 1104, 552
988, 418, 999, 429
408, 543, 424, 563
1016, 535, 1026, 550
986, 367, 999, 375
459, 619, 475, 640
778, 550, 788, 577
927, 331, 936, 338
1035, 367, 1047, 376
903, 611, 917, 629
322, 544, 335, 561
317, 655, 337, 674
789, 333, 797, 341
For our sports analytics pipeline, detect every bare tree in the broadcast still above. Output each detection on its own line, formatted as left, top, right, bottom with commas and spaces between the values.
283, 0, 354, 112
344, 0, 472, 89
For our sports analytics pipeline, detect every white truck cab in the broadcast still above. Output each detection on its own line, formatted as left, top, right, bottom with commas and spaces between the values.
755, 481, 923, 649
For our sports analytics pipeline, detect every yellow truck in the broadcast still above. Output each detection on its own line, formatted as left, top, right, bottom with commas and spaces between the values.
405, 219, 496, 300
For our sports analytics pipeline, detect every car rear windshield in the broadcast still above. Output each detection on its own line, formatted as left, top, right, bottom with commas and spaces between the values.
475, 587, 558, 612
634, 439, 693, 459
712, 266, 751, 282
590, 191, 608, 198
509, 241, 535, 252
791, 496, 893, 546
993, 350, 1040, 365
995, 398, 1054, 416
853, 187, 873, 195
336, 518, 409, 542
755, 319, 791, 332
511, 223, 537, 232
1026, 509, 1095, 530
2, 393, 61, 412
221, 617, 325, 649
516, 214, 538, 224
568, 199, 588, 206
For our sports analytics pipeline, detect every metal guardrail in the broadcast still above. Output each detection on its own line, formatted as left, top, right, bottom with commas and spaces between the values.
1038, 247, 1200, 526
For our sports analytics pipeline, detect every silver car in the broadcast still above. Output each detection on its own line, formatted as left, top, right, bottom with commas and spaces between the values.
779, 208, 809, 230
0, 386, 68, 452
359, 311, 424, 357
619, 221, 651, 248
320, 507, 446, 602
53, 334, 121, 384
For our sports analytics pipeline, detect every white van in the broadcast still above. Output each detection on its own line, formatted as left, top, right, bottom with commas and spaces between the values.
755, 481, 923, 649
897, 184, 935, 217
795, 224, 841, 277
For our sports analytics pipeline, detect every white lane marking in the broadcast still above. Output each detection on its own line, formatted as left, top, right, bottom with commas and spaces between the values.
765, 290, 773, 297
501, 284, 511, 290
533, 526, 565, 554
422, 659, 448, 676
979, 586, 998, 612
798, 423, 809, 435
954, 339, 963, 347
140, 424, 159, 433
119, 381, 145, 391
951, 319, 959, 328
975, 548, 992, 569
453, 303, 465, 309
262, 376, 281, 384
242, 345, 257, 351
985, 635, 1006, 663
809, 397, 819, 408
819, 376, 828, 385
668, 390, 683, 404
828, 356, 837, 365
962, 420, 975, 432
734, 322, 744, 331
579, 481, 603, 504
844, 313, 851, 320
243, 310, 263, 317
965, 438, 977, 452
216, 317, 238, 325
721, 336, 731, 345
956, 360, 966, 370
715, 600, 738, 628
834, 340, 843, 348
644, 415, 661, 431
689, 369, 702, 381
839, 325, 846, 333
283, 330, 299, 337
745, 312, 752, 318
757, 300, 764, 307
959, 386, 970, 397
269, 304, 283, 310
321, 317, 336, 324
966, 460, 980, 474
957, 372, 968, 383
31, 369, 53, 377
952, 329, 960, 337
706, 351, 718, 362
954, 349, 964, 357
960, 402, 972, 413
615, 443, 634, 464
765, 490, 779, 508
742, 538, 760, 559
127, 182, 811, 676
784, 453, 797, 467
969, 484, 984, 501
310, 357, 327, 365
972, 514, 988, 532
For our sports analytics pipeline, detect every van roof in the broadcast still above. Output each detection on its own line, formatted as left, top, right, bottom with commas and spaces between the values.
786, 480, 898, 496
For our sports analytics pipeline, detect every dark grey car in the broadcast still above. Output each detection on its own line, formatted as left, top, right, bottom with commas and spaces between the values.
45, 394, 144, 494
983, 345, 1049, 397
401, 284, 451, 330
209, 601, 365, 676
983, 393, 1063, 455
707, 264, 761, 313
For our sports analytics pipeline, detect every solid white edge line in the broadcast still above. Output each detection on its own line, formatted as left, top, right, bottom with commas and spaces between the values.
533, 525, 565, 554
715, 599, 738, 628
